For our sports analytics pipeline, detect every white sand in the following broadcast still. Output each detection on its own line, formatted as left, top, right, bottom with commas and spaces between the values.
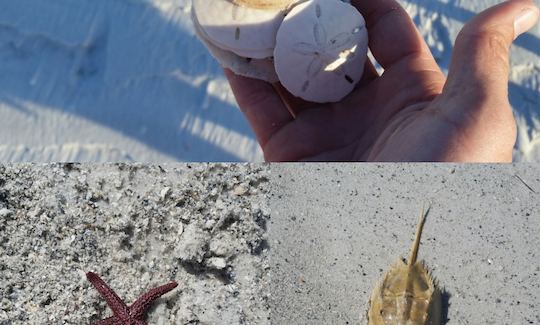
0, 164, 270, 324
0, 0, 539, 161
270, 164, 540, 324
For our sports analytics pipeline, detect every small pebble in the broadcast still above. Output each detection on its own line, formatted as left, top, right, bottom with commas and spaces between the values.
0, 208, 13, 218
208, 257, 228, 270
233, 184, 249, 196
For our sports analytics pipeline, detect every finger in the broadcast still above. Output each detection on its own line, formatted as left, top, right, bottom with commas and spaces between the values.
224, 69, 294, 146
444, 0, 539, 102
272, 82, 318, 117
274, 58, 379, 115
263, 108, 342, 162
357, 58, 379, 87
351, 0, 437, 70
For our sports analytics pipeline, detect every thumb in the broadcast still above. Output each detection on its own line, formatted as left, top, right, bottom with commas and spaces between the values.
444, 0, 539, 102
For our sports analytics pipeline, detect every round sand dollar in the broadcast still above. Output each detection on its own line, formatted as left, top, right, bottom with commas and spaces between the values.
192, 0, 287, 59
192, 9, 279, 82
274, 0, 369, 103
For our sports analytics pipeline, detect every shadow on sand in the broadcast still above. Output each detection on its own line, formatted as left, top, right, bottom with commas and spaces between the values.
0, 0, 256, 161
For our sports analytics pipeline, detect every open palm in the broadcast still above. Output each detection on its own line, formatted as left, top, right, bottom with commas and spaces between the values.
225, 0, 538, 162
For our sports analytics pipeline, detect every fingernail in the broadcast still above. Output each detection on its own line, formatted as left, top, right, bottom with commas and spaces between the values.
514, 7, 540, 39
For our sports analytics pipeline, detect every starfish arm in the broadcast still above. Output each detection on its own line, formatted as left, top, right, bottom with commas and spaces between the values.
130, 281, 178, 319
87, 272, 130, 319
91, 316, 118, 325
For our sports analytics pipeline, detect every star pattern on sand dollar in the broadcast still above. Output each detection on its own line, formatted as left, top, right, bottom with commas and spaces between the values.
86, 272, 178, 325
292, 3, 362, 92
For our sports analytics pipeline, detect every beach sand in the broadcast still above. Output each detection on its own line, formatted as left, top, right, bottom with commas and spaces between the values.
0, 164, 270, 324
270, 164, 540, 324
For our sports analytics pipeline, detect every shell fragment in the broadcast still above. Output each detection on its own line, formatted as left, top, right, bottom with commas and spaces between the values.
274, 0, 369, 103
232, 0, 297, 10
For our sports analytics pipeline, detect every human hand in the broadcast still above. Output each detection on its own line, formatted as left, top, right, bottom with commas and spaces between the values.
225, 0, 540, 162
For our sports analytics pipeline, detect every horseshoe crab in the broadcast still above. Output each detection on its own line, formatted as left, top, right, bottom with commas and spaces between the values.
192, 0, 369, 103
367, 207, 442, 325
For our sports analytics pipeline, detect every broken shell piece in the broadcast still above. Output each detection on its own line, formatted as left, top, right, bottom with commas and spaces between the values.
192, 9, 279, 82
192, 0, 291, 59
232, 0, 297, 10
274, 0, 369, 103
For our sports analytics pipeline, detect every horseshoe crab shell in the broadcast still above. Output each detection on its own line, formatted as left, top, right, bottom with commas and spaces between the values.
367, 207, 442, 325
192, 0, 292, 59
273, 0, 368, 103
192, 9, 279, 82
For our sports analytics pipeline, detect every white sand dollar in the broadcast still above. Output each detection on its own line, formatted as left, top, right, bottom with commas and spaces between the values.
192, 0, 289, 59
274, 0, 369, 103
192, 9, 279, 82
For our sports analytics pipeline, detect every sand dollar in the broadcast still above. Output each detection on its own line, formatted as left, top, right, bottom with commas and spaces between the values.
274, 0, 369, 103
192, 9, 279, 82
192, 0, 288, 59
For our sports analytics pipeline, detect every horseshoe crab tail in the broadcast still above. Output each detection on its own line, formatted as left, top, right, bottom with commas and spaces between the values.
408, 204, 430, 266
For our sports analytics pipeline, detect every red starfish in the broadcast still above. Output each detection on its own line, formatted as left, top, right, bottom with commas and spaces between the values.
86, 272, 178, 325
